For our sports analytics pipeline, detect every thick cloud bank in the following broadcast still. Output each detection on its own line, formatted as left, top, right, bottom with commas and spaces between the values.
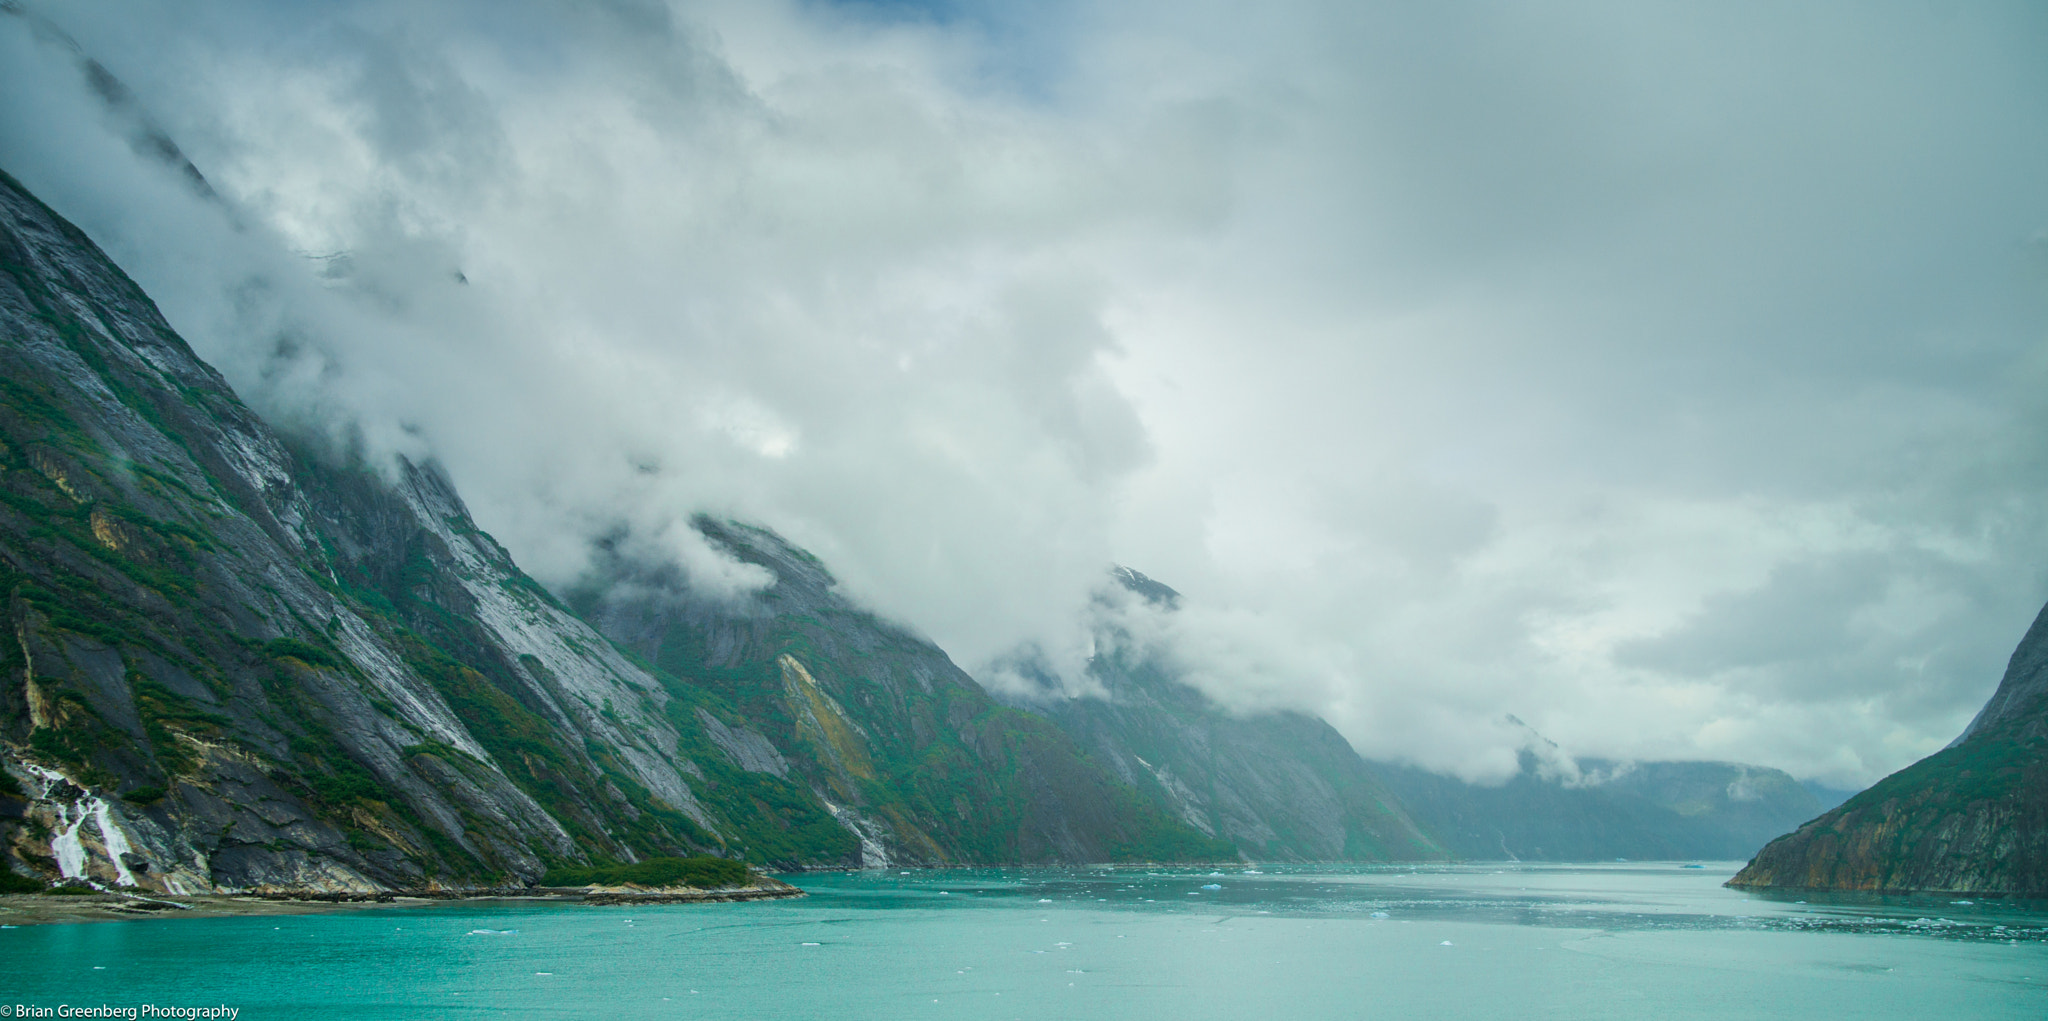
3, 0, 2045, 785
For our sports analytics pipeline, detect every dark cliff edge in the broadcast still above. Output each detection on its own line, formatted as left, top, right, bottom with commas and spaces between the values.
1728, 599, 2048, 895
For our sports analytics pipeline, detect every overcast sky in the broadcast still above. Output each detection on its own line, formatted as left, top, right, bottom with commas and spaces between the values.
5, 0, 2047, 786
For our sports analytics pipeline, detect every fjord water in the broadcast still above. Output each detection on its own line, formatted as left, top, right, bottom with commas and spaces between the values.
4, 864, 2043, 1019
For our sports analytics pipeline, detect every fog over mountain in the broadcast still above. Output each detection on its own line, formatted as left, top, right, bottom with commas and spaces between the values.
3, 0, 2046, 788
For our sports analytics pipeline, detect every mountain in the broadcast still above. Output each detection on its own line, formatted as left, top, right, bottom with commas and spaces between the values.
0, 166, 823, 892
1373, 752, 1823, 862
1001, 568, 1445, 862
565, 529, 1233, 866
1728, 598, 2048, 895
1001, 567, 1820, 864
0, 167, 1224, 895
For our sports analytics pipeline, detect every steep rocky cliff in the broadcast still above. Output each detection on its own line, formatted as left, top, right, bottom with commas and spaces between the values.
1729, 599, 2048, 894
0, 167, 880, 891
1006, 568, 1445, 862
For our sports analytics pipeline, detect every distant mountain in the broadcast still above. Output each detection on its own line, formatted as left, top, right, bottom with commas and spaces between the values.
565, 528, 1231, 867
1729, 598, 2048, 895
1372, 752, 1823, 862
1001, 568, 1446, 862
1004, 567, 1823, 864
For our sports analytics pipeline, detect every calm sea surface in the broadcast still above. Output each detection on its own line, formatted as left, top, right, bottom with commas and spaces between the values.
3, 863, 2045, 1019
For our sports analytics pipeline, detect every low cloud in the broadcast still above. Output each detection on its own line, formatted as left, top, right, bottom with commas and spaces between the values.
3, 0, 2046, 788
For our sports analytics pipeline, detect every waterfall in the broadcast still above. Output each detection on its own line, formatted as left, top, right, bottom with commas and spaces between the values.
21, 763, 137, 887
92, 797, 139, 886
50, 801, 90, 879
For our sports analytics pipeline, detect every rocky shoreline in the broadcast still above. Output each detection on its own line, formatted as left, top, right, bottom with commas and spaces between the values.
0, 878, 804, 926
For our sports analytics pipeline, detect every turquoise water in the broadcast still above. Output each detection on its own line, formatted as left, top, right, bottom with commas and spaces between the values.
4, 863, 2045, 1019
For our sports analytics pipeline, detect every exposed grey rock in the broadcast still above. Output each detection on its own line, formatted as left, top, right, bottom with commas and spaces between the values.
696, 708, 789, 778
1953, 598, 2048, 744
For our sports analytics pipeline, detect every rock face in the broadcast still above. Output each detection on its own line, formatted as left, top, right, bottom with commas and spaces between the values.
1373, 754, 1823, 862
1007, 568, 1444, 862
0, 168, 1224, 891
0, 167, 803, 891
1729, 599, 2048, 894
568, 527, 1231, 866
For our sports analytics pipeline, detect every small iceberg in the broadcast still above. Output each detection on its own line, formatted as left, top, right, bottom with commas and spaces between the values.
468, 929, 519, 935
1370, 911, 1390, 919
1201, 884, 1222, 890
1440, 941, 1454, 946
1952, 900, 1976, 906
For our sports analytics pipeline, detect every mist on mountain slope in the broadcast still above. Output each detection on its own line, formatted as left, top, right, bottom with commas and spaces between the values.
3, 0, 2047, 786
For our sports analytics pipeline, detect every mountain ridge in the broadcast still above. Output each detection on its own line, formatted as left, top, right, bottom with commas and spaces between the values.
1728, 597, 2048, 895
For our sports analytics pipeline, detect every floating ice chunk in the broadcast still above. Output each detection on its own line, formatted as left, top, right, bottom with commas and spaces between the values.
1201, 884, 1222, 890
939, 891, 950, 895
801, 942, 822, 946
1440, 941, 1454, 946
1038, 898, 1053, 903
1953, 900, 1976, 906
1371, 911, 1390, 919
468, 929, 518, 935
